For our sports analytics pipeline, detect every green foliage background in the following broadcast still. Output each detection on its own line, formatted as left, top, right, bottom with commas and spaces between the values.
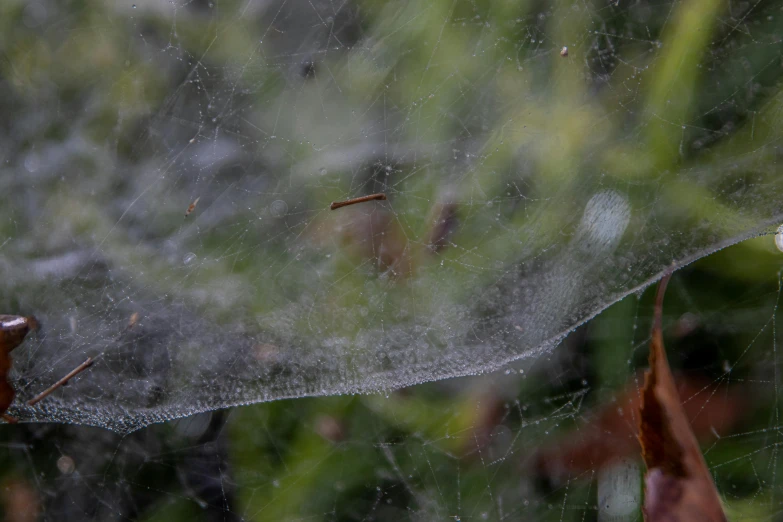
1, 0, 783, 519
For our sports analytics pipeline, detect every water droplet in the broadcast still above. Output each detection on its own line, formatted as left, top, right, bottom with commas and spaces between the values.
578, 190, 631, 254
270, 200, 288, 218
319, 167, 328, 176
776, 224, 783, 252
24, 152, 40, 173
183, 252, 197, 265
57, 456, 75, 475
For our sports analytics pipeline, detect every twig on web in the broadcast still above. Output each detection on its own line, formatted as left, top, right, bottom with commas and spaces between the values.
27, 358, 94, 407
185, 197, 200, 218
128, 312, 140, 330
330, 193, 387, 210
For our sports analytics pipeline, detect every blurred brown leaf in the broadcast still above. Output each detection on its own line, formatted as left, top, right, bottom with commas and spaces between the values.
314, 414, 346, 443
534, 374, 743, 484
426, 202, 459, 254
1, 478, 39, 522
307, 199, 459, 279
0, 315, 38, 419
638, 274, 726, 521
308, 207, 414, 277
535, 277, 743, 512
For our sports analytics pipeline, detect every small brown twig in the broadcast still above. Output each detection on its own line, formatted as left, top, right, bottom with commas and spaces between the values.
184, 197, 200, 217
27, 358, 94, 407
127, 312, 140, 330
330, 193, 387, 210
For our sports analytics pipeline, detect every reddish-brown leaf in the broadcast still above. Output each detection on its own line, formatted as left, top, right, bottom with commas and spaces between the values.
0, 315, 38, 418
0, 477, 39, 522
638, 274, 726, 521
308, 207, 415, 277
534, 375, 743, 484
307, 200, 459, 279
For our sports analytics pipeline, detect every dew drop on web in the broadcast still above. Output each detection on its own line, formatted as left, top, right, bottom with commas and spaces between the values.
270, 200, 288, 217
578, 190, 631, 254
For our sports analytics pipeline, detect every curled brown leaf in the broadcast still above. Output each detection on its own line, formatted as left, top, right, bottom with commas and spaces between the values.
0, 315, 38, 419
638, 274, 726, 521
534, 375, 743, 484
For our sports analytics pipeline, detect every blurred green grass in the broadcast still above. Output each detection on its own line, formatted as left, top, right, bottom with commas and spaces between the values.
2, 0, 783, 519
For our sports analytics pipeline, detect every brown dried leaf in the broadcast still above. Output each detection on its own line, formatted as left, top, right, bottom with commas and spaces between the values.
1, 478, 39, 522
306, 199, 459, 279
426, 202, 459, 254
308, 207, 414, 277
639, 274, 726, 521
0, 315, 38, 418
534, 375, 743, 484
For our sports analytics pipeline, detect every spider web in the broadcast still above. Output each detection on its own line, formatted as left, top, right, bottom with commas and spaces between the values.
4, 0, 783, 517
5, 266, 783, 521
1, 0, 782, 447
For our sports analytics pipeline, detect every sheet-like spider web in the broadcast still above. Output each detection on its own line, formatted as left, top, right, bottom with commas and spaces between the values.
3, 0, 783, 518
2, 0, 781, 433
